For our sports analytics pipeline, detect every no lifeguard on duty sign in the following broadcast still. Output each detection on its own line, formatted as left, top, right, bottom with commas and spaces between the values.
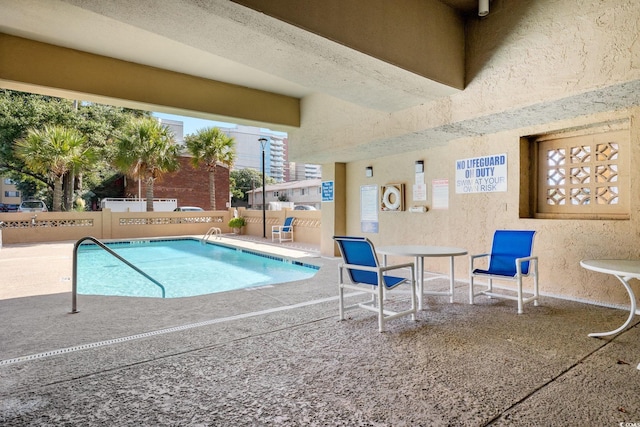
455, 153, 507, 194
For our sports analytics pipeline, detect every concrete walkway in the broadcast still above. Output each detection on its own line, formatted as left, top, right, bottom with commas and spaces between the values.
0, 236, 639, 426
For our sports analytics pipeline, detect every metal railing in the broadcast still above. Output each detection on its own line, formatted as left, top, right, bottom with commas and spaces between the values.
71, 236, 166, 313
201, 226, 222, 243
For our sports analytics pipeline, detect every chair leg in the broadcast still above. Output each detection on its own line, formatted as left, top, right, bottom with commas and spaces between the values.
338, 267, 345, 321
410, 276, 417, 321
469, 258, 474, 305
533, 261, 540, 306
517, 276, 523, 314
469, 275, 475, 305
377, 284, 385, 333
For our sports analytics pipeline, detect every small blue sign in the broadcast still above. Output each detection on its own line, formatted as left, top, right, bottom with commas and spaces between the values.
322, 181, 334, 202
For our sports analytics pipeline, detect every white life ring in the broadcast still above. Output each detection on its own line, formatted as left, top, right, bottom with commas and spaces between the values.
382, 186, 401, 210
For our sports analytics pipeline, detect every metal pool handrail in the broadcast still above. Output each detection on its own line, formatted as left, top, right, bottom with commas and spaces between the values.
201, 226, 221, 243
71, 236, 166, 313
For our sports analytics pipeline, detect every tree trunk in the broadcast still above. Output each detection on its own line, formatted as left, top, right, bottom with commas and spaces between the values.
145, 177, 154, 212
76, 172, 83, 209
53, 176, 64, 212
209, 167, 216, 210
62, 173, 70, 211
63, 170, 75, 211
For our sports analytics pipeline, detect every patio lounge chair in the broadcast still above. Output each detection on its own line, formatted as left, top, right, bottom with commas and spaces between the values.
469, 230, 539, 314
272, 217, 294, 243
333, 236, 416, 332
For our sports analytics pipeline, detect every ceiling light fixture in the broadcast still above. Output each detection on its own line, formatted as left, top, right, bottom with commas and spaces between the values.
479, 0, 489, 16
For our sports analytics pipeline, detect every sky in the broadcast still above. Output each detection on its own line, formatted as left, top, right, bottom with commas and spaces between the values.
152, 112, 237, 136
152, 112, 287, 137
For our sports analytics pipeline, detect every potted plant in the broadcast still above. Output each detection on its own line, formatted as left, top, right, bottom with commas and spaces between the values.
228, 216, 246, 234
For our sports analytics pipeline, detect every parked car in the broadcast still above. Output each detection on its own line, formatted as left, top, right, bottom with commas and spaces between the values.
18, 199, 48, 212
294, 205, 317, 210
0, 203, 5, 212
174, 206, 204, 212
4, 204, 19, 212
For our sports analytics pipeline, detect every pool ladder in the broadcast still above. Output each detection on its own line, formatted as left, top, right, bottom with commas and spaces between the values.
201, 227, 222, 243
71, 236, 166, 313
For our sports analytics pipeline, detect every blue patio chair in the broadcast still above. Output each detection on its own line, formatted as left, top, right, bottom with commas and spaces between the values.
469, 230, 539, 314
333, 236, 416, 332
272, 217, 294, 243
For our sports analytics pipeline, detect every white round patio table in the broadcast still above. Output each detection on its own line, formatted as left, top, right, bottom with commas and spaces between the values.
377, 245, 467, 310
580, 259, 640, 338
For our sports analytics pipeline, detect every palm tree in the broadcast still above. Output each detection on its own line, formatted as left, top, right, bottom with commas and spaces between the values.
113, 118, 180, 211
185, 127, 236, 210
65, 143, 97, 210
15, 125, 88, 211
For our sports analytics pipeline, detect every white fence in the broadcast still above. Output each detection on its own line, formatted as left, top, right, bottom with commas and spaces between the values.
100, 198, 178, 212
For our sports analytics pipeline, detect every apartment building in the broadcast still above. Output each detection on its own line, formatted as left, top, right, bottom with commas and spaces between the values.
0, 177, 20, 207
247, 178, 321, 210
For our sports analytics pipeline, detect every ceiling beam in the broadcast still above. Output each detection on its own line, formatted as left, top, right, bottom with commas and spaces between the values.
232, 0, 465, 90
0, 33, 300, 128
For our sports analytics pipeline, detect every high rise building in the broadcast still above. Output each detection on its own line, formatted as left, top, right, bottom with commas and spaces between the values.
224, 125, 288, 182
156, 118, 184, 145
290, 163, 322, 181
158, 118, 320, 183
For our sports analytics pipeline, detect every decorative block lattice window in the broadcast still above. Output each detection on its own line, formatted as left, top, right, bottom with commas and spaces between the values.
533, 123, 629, 219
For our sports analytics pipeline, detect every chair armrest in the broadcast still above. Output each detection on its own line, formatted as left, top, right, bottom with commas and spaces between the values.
470, 253, 490, 271
341, 262, 414, 275
515, 255, 538, 275
340, 263, 378, 273
272, 225, 282, 232
379, 262, 415, 274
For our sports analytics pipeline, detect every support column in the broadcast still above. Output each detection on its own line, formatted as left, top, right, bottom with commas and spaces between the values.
320, 162, 346, 257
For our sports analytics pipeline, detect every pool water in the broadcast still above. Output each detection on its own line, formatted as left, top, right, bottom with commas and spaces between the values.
76, 239, 318, 298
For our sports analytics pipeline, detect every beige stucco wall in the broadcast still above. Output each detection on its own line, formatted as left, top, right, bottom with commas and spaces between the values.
292, 1, 640, 165
238, 208, 321, 245
343, 107, 640, 308
0, 208, 321, 246
297, 0, 640, 308
0, 210, 228, 244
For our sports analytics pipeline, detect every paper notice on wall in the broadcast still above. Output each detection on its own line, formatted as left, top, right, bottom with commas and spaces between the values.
432, 179, 449, 209
360, 185, 379, 233
413, 183, 427, 201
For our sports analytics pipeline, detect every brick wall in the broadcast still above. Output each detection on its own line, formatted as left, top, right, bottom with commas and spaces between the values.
124, 157, 230, 210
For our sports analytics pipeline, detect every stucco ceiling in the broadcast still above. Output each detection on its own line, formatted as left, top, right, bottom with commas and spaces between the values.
0, 0, 479, 114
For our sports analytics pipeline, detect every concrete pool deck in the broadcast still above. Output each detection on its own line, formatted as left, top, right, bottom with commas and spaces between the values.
0, 235, 639, 425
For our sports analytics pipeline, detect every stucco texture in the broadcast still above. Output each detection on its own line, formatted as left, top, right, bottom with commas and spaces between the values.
295, 0, 640, 307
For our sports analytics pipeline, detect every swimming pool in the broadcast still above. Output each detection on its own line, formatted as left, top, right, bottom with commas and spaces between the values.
76, 238, 319, 298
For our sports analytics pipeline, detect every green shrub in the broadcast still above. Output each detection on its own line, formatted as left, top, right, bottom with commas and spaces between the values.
228, 217, 246, 228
